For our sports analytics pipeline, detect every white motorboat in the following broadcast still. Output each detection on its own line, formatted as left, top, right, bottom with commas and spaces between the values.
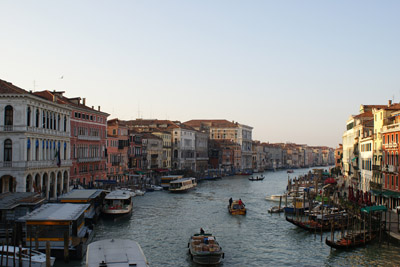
134, 190, 146, 196
169, 178, 197, 193
86, 239, 149, 267
0, 246, 55, 267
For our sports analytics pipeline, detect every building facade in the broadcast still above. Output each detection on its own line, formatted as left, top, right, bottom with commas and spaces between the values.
0, 79, 72, 199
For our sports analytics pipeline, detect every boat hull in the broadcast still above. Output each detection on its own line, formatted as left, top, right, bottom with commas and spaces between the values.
191, 251, 224, 265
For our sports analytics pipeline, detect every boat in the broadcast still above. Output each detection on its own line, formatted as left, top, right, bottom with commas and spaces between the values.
188, 233, 224, 265
161, 175, 183, 189
268, 206, 284, 213
18, 203, 94, 260
0, 245, 56, 267
86, 239, 149, 267
228, 200, 246, 215
134, 190, 146, 196
285, 216, 346, 232
287, 170, 294, 173
325, 232, 376, 250
102, 190, 134, 218
169, 178, 197, 193
149, 184, 163, 191
248, 175, 265, 181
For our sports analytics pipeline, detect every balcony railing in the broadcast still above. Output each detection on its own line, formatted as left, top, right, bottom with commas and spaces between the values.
77, 157, 103, 163
372, 165, 381, 171
370, 181, 382, 191
383, 143, 399, 149
77, 135, 101, 141
1, 160, 72, 168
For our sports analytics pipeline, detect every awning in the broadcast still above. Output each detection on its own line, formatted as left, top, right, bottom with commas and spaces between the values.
95, 179, 117, 184
361, 205, 387, 213
135, 171, 145, 175
382, 190, 400, 198
155, 169, 169, 173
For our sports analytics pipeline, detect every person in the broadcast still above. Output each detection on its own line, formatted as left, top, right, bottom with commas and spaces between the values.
238, 198, 244, 206
229, 197, 233, 207
200, 228, 205, 235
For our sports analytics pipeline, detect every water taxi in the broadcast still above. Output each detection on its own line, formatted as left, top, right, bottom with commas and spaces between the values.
188, 233, 224, 265
0, 245, 56, 267
18, 203, 93, 260
169, 178, 197, 193
228, 200, 246, 215
248, 175, 265, 181
161, 175, 183, 189
102, 190, 134, 218
86, 239, 149, 267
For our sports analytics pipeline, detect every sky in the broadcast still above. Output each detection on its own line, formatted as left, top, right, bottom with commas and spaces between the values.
1, 1, 399, 148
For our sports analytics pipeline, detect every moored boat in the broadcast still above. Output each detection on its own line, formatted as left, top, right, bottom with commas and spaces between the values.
86, 239, 149, 267
0, 245, 56, 267
325, 232, 376, 250
169, 178, 197, 193
102, 190, 134, 218
228, 200, 246, 215
268, 206, 284, 213
188, 233, 224, 265
248, 175, 265, 181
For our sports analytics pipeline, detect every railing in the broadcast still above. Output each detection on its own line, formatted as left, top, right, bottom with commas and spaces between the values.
0, 159, 72, 168
370, 181, 382, 191
383, 143, 399, 149
388, 165, 397, 173
372, 165, 381, 171
77, 135, 100, 141
0, 125, 71, 137
77, 157, 103, 163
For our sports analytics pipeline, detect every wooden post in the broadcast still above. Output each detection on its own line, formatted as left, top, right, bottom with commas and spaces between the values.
388, 210, 391, 246
64, 231, 69, 263
1, 241, 4, 266
35, 229, 39, 250
5, 224, 9, 266
29, 225, 32, 267
46, 241, 51, 267
279, 196, 282, 211
18, 243, 22, 267
13, 242, 15, 267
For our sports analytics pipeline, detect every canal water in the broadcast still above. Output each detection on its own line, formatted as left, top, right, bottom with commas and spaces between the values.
57, 168, 400, 267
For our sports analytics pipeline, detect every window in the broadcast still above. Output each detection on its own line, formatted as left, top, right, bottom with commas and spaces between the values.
4, 139, 12, 161
36, 109, 39, 127
27, 107, 31, 126
383, 136, 385, 144
4, 105, 13, 126
64, 116, 67, 132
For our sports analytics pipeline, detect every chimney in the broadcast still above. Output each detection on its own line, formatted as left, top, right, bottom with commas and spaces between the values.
92, 106, 94, 109
83, 98, 86, 106
98, 106, 101, 111
389, 100, 392, 107
53, 95, 57, 102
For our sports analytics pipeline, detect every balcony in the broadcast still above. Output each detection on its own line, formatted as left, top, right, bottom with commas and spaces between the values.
0, 125, 70, 137
383, 143, 398, 149
370, 181, 382, 191
1, 160, 72, 168
77, 157, 103, 163
77, 135, 101, 141
372, 165, 381, 171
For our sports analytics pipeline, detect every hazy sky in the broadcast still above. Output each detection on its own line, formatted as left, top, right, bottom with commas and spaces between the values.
1, 1, 399, 148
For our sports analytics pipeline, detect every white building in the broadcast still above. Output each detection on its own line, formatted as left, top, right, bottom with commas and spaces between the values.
0, 79, 72, 199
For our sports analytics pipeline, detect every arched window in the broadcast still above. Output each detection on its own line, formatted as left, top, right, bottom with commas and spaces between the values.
36, 109, 40, 127
53, 114, 56, 130
42, 111, 46, 128
46, 111, 49, 129
49, 112, 53, 129
27, 107, 31, 126
4, 105, 13, 126
64, 116, 67, 132
4, 139, 12, 162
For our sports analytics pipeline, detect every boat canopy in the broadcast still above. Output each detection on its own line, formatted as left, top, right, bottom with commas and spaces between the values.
361, 205, 388, 213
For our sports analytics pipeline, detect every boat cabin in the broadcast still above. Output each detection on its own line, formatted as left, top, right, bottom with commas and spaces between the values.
169, 178, 197, 192
160, 175, 183, 189
18, 203, 92, 260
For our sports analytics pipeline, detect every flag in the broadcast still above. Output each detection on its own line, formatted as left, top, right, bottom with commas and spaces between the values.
55, 149, 61, 167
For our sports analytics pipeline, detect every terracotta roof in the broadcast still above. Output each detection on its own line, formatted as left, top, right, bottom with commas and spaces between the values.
384, 103, 400, 110
184, 119, 238, 128
354, 111, 373, 119
0, 79, 29, 95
